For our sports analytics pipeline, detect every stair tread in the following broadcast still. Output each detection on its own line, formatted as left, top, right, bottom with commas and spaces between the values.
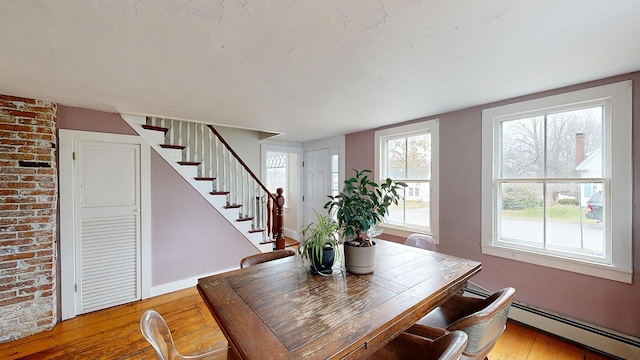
249, 229, 265, 233
142, 124, 169, 133
178, 161, 200, 166
224, 205, 242, 209
160, 144, 186, 150
210, 191, 230, 195
194, 177, 216, 181
236, 217, 254, 222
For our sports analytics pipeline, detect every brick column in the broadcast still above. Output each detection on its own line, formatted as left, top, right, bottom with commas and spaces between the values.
0, 94, 58, 342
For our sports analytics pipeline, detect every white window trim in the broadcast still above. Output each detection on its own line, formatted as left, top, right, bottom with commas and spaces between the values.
481, 81, 632, 283
374, 119, 439, 242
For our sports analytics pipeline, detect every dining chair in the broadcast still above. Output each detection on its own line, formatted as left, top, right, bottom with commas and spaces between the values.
405, 233, 437, 251
367, 325, 468, 360
416, 287, 516, 360
239, 249, 296, 268
140, 309, 229, 360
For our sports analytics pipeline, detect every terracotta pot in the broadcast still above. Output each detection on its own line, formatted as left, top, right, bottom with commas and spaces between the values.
344, 241, 376, 274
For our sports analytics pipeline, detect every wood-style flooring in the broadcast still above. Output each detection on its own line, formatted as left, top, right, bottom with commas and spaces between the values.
0, 287, 617, 359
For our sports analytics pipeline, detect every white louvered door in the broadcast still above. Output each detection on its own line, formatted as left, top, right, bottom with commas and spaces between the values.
75, 141, 141, 314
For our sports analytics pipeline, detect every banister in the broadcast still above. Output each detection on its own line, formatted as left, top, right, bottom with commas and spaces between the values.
207, 125, 277, 203
208, 125, 285, 248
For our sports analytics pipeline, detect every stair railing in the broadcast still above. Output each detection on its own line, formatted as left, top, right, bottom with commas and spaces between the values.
146, 117, 284, 246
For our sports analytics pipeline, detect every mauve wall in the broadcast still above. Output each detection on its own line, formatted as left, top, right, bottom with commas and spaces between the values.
345, 73, 640, 338
150, 151, 256, 285
56, 106, 258, 289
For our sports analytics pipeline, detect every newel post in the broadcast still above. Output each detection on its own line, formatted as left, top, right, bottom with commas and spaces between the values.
274, 188, 285, 249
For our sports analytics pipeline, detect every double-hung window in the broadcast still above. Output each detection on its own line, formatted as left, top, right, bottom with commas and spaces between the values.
481, 81, 632, 283
375, 119, 439, 239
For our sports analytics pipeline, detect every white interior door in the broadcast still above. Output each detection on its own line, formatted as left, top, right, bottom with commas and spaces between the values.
303, 149, 330, 231
60, 130, 150, 319
75, 141, 141, 314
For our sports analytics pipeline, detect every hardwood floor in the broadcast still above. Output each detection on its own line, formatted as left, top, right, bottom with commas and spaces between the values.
0, 287, 616, 359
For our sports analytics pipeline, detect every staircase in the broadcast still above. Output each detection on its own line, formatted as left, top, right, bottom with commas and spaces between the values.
122, 114, 279, 253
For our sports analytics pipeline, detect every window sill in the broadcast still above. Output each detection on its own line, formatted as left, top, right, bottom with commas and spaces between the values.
379, 224, 436, 242
481, 244, 632, 284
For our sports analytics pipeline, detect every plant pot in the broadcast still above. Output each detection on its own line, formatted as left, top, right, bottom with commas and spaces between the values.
310, 247, 335, 275
344, 241, 376, 274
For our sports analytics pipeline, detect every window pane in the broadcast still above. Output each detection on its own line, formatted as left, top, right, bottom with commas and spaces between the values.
386, 187, 404, 225
545, 182, 605, 256
499, 182, 543, 247
386, 138, 406, 179
386, 182, 430, 229
406, 133, 431, 179
405, 181, 429, 228
547, 107, 603, 178
331, 154, 339, 197
266, 152, 287, 199
266, 168, 287, 193
500, 116, 544, 178
331, 154, 338, 173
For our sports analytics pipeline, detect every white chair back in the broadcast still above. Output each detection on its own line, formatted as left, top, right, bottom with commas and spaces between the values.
405, 233, 437, 251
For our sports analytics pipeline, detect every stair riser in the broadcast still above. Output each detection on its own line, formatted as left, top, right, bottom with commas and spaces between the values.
206, 194, 228, 209
175, 165, 199, 179
192, 181, 213, 194
158, 147, 183, 163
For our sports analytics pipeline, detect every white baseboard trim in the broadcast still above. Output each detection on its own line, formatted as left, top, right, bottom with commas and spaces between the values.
463, 288, 639, 360
283, 228, 298, 241
149, 266, 238, 297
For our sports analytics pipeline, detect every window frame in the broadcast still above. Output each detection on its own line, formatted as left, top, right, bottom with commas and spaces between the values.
481, 81, 632, 283
374, 119, 439, 241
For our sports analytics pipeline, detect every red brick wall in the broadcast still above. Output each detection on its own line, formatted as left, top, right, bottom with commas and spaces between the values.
0, 94, 57, 342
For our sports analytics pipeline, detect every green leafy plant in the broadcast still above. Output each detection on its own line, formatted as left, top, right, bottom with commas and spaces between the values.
324, 169, 407, 247
298, 210, 341, 275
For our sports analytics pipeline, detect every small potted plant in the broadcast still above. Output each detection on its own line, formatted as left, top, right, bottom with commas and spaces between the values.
298, 210, 341, 275
324, 169, 406, 274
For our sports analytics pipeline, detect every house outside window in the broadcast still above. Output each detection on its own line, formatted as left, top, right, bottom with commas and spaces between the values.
481, 81, 632, 283
375, 119, 439, 239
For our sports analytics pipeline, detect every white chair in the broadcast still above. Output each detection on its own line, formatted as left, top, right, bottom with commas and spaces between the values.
405, 233, 437, 251
140, 309, 229, 360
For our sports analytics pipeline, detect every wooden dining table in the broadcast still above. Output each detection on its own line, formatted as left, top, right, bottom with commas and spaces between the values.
197, 239, 481, 360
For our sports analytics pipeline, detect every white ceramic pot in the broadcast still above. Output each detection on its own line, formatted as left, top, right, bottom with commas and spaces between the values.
344, 241, 376, 274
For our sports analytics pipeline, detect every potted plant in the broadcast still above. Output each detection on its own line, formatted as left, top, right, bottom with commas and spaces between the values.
324, 169, 406, 274
298, 210, 341, 275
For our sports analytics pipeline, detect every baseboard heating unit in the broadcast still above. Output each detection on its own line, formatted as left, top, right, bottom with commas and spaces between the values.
463, 287, 640, 360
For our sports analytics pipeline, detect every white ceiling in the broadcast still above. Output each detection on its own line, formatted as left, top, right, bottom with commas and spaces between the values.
1, 1, 639, 142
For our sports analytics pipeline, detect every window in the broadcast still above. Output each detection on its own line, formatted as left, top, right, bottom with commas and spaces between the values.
331, 154, 339, 197
265, 152, 288, 205
375, 119, 439, 239
482, 81, 632, 283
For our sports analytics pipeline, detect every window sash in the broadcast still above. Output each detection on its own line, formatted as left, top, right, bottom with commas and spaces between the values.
481, 80, 632, 283
494, 178, 609, 264
374, 119, 439, 239
492, 100, 608, 264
